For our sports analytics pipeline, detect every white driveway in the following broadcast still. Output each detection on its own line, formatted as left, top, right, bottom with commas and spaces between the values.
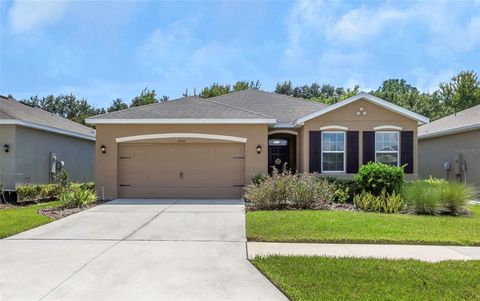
0, 199, 286, 301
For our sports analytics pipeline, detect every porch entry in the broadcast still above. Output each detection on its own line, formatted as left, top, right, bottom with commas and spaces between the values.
268, 133, 297, 173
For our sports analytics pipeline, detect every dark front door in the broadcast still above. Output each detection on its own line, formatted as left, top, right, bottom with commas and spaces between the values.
268, 138, 289, 173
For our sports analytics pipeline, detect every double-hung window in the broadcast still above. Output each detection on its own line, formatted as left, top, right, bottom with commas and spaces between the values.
375, 131, 399, 166
321, 131, 345, 172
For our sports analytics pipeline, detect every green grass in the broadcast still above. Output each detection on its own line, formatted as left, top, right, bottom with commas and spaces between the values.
0, 201, 62, 238
252, 256, 480, 301
247, 205, 480, 246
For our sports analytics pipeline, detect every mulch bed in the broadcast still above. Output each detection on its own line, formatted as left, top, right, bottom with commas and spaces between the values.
39, 200, 109, 220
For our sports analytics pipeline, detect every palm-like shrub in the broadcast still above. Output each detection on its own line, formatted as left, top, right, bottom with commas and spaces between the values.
59, 186, 97, 208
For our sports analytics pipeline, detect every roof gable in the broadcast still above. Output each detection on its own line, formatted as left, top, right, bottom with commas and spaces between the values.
294, 92, 429, 126
0, 96, 95, 140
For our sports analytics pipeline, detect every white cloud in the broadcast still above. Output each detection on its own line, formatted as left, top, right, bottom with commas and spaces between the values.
8, 0, 70, 34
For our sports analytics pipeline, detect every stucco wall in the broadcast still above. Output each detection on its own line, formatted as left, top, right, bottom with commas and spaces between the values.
15, 126, 95, 185
300, 99, 419, 178
0, 125, 16, 190
95, 124, 268, 199
419, 129, 480, 187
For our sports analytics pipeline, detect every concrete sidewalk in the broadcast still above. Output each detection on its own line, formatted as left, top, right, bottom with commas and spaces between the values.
247, 242, 480, 262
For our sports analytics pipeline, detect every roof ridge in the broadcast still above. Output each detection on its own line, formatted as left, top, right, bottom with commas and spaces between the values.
204, 98, 274, 119
89, 96, 196, 119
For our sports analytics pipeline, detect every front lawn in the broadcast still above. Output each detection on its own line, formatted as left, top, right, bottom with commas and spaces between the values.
0, 201, 62, 238
252, 256, 480, 301
247, 205, 480, 246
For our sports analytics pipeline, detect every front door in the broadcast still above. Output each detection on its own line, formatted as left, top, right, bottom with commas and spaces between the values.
268, 138, 289, 173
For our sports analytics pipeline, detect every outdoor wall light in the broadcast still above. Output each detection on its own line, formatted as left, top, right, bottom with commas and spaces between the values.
256, 145, 262, 154
3, 144, 9, 153
100, 145, 106, 154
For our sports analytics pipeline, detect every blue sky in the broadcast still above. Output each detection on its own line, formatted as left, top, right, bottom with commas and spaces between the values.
1, 0, 479, 108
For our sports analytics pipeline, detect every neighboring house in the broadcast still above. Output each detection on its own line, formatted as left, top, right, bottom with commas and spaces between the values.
86, 90, 429, 199
0, 96, 95, 191
418, 105, 480, 187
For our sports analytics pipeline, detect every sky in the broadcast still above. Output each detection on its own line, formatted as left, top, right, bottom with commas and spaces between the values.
1, 0, 479, 108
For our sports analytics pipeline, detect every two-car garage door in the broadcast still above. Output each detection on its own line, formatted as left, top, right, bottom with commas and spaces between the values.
118, 143, 245, 199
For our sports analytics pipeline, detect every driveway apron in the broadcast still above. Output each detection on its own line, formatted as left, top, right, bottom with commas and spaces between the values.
0, 199, 287, 301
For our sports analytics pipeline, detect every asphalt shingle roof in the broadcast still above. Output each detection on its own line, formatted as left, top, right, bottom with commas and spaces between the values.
89, 89, 327, 124
0, 96, 95, 138
418, 104, 480, 138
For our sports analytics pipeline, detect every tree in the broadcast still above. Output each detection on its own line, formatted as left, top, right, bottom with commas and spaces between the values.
438, 70, 480, 114
130, 87, 158, 107
20, 94, 104, 125
198, 80, 261, 98
275, 81, 359, 104
107, 98, 128, 112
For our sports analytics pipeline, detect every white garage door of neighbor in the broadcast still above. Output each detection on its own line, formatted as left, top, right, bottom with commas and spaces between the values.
118, 143, 245, 198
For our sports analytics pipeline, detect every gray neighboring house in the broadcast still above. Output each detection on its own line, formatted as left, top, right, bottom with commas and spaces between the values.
418, 104, 480, 187
0, 95, 95, 191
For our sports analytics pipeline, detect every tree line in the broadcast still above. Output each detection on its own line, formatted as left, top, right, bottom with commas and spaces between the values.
18, 70, 480, 126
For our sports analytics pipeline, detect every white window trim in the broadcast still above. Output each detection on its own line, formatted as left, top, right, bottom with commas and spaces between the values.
319, 125, 349, 131
321, 131, 346, 173
375, 131, 400, 167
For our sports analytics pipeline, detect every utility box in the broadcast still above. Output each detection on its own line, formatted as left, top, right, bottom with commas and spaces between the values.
50, 152, 57, 174
453, 154, 461, 176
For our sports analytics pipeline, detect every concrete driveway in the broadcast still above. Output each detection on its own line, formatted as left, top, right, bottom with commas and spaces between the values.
0, 199, 286, 301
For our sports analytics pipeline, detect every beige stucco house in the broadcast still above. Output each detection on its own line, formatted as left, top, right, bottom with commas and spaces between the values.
0, 96, 95, 192
87, 90, 429, 199
419, 105, 480, 187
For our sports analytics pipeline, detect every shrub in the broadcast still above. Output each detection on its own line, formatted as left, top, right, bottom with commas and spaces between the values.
355, 162, 404, 195
440, 182, 476, 215
401, 181, 443, 215
322, 177, 358, 203
290, 175, 335, 209
244, 169, 335, 210
39, 184, 63, 199
16, 185, 42, 202
251, 174, 267, 186
59, 186, 97, 208
71, 182, 95, 191
353, 190, 405, 213
54, 169, 70, 187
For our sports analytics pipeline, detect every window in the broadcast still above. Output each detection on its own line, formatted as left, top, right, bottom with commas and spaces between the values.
375, 131, 399, 166
321, 131, 345, 172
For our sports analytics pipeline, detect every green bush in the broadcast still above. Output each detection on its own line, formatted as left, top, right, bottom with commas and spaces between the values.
244, 169, 335, 210
39, 184, 63, 199
16, 185, 42, 202
59, 186, 97, 208
322, 177, 358, 203
401, 181, 443, 215
71, 182, 95, 191
251, 174, 267, 186
54, 169, 70, 187
355, 162, 404, 195
353, 190, 405, 213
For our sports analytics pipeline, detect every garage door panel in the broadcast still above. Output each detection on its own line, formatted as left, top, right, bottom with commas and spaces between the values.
118, 142, 245, 199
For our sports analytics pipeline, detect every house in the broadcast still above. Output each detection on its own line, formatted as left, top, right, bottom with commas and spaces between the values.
418, 104, 480, 187
86, 90, 429, 199
0, 96, 96, 191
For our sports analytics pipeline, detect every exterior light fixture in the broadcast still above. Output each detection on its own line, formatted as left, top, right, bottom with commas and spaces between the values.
3, 144, 9, 153
100, 145, 106, 154
256, 145, 262, 154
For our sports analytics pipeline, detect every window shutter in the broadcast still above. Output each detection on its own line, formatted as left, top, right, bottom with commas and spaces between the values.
309, 131, 322, 173
363, 131, 375, 164
401, 131, 414, 174
347, 131, 359, 173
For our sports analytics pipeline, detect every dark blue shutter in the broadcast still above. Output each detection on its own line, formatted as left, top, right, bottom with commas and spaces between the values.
363, 131, 375, 164
401, 131, 414, 174
347, 131, 359, 173
309, 131, 322, 173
